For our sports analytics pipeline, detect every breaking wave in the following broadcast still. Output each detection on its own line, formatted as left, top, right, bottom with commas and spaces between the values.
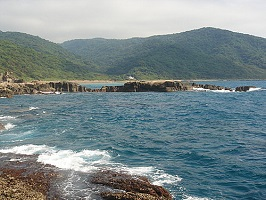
0, 144, 181, 188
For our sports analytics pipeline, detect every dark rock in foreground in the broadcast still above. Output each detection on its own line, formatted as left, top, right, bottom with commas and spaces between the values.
0, 153, 58, 200
91, 170, 172, 200
0, 153, 173, 199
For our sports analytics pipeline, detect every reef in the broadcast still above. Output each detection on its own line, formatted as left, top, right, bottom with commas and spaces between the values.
0, 153, 58, 200
0, 153, 172, 200
0, 80, 257, 98
91, 170, 172, 200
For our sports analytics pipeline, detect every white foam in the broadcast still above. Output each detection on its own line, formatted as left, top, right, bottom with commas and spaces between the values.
0, 115, 16, 120
124, 166, 154, 175
38, 149, 111, 172
0, 144, 50, 155
122, 166, 182, 186
0, 144, 111, 172
193, 87, 233, 93
210, 89, 233, 93
0, 144, 182, 188
4, 123, 16, 130
193, 87, 210, 92
29, 106, 39, 110
152, 172, 182, 185
183, 195, 211, 200
248, 87, 262, 92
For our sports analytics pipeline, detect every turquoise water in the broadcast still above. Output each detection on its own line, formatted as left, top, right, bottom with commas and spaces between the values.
0, 81, 266, 199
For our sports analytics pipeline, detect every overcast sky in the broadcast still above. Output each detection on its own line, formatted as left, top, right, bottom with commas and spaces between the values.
0, 0, 265, 43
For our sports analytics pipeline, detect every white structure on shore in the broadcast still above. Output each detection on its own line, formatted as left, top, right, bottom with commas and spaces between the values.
127, 75, 136, 80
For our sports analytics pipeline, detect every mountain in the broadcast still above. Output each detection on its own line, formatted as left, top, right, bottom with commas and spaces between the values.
0, 31, 105, 80
61, 27, 266, 80
1, 28, 265, 81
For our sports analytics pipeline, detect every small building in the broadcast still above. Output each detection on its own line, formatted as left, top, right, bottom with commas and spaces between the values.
127, 75, 136, 80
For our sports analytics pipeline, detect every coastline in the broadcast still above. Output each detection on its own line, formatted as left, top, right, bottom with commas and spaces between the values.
69, 78, 266, 84
70, 79, 126, 84
0, 79, 259, 98
0, 152, 172, 199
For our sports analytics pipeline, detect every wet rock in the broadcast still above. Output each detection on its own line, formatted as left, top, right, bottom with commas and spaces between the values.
0, 153, 59, 200
192, 83, 231, 91
97, 81, 193, 92
235, 86, 256, 92
0, 81, 89, 96
91, 170, 172, 200
0, 175, 46, 200
0, 88, 13, 98
100, 192, 160, 200
0, 123, 5, 130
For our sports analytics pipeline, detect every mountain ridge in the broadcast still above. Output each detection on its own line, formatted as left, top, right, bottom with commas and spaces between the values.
0, 27, 265, 80
61, 27, 266, 80
0, 31, 106, 80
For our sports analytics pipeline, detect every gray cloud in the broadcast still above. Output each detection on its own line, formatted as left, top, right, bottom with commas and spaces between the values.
0, 0, 265, 42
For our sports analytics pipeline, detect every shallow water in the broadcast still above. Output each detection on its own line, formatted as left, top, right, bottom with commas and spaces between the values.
0, 80, 266, 199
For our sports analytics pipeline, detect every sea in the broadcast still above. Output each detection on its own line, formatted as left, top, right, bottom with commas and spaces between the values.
0, 80, 265, 200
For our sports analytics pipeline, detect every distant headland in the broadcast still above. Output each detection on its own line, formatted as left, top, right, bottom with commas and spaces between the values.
0, 72, 257, 98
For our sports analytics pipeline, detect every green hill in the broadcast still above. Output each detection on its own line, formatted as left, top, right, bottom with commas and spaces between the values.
61, 27, 266, 80
1, 28, 265, 81
0, 31, 105, 80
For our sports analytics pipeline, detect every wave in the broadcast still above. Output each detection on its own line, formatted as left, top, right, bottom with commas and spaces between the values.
0, 116, 16, 131
29, 106, 39, 110
120, 166, 182, 186
193, 87, 233, 93
210, 89, 233, 93
247, 87, 262, 92
4, 123, 16, 130
38, 148, 111, 172
0, 115, 16, 120
193, 87, 265, 93
183, 195, 212, 200
0, 144, 182, 187
193, 87, 211, 92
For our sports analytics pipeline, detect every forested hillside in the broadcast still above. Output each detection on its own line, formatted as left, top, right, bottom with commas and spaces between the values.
0, 31, 105, 80
62, 27, 266, 80
1, 28, 265, 81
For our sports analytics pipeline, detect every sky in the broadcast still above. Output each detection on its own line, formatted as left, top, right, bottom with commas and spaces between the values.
0, 0, 265, 43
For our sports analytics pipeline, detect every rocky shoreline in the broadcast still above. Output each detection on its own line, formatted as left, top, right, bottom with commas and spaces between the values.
0, 80, 257, 98
0, 153, 172, 200
0, 153, 58, 200
0, 81, 88, 98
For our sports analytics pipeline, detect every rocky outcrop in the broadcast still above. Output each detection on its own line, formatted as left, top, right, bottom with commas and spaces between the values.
192, 83, 232, 91
0, 153, 58, 200
95, 81, 193, 92
1, 80, 256, 97
0, 153, 173, 200
0, 174, 46, 199
0, 123, 5, 130
0, 88, 13, 98
235, 86, 256, 92
0, 81, 89, 97
48, 81, 89, 92
91, 170, 172, 200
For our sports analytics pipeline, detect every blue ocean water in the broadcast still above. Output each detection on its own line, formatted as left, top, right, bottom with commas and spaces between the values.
0, 80, 266, 200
